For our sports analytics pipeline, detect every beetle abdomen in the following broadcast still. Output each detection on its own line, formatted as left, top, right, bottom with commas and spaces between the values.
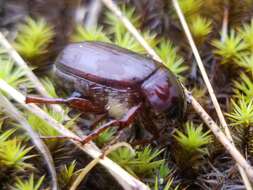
54, 66, 141, 119
55, 41, 157, 89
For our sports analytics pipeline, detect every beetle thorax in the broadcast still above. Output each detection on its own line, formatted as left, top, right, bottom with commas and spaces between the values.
141, 68, 184, 118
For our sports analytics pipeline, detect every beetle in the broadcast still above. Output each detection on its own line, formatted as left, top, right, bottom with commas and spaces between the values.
26, 41, 186, 144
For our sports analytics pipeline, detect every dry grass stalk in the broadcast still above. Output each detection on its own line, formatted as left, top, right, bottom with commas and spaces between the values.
221, 7, 229, 42
70, 142, 133, 190
70, 157, 100, 190
85, 0, 102, 28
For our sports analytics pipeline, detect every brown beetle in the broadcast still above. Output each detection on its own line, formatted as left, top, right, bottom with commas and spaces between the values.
26, 41, 186, 144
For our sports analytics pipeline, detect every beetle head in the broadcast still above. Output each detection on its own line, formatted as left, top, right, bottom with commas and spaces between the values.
141, 68, 186, 119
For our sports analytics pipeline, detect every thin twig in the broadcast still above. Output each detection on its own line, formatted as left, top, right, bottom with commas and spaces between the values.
0, 92, 58, 190
101, 0, 253, 182
75, 0, 87, 24
221, 6, 229, 42
0, 79, 150, 190
172, 0, 252, 188
70, 157, 100, 190
70, 142, 133, 190
85, 0, 102, 28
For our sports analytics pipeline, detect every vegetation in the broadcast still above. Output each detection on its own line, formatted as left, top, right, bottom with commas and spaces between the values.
1, 0, 253, 189
14, 17, 54, 63
109, 146, 165, 178
212, 30, 248, 64
174, 122, 212, 153
12, 175, 45, 190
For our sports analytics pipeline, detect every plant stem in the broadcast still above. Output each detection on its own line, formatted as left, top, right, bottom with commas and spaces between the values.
85, 0, 102, 28
221, 6, 229, 42
70, 142, 132, 190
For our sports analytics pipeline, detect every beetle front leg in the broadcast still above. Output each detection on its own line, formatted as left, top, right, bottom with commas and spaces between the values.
81, 103, 142, 144
26, 96, 105, 113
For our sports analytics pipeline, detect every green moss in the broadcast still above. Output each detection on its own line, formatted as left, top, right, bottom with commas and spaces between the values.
189, 16, 212, 44
174, 122, 211, 153
0, 52, 31, 89
109, 146, 164, 178
178, 0, 203, 18
105, 5, 140, 35
12, 174, 45, 190
238, 19, 253, 52
226, 96, 253, 127
0, 138, 33, 170
71, 25, 110, 43
236, 55, 253, 76
156, 41, 188, 78
233, 73, 253, 100
14, 17, 54, 61
58, 161, 77, 188
94, 127, 116, 147
212, 30, 248, 64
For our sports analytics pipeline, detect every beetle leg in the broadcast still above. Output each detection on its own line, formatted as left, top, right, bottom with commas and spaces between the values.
26, 96, 105, 113
81, 103, 142, 144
